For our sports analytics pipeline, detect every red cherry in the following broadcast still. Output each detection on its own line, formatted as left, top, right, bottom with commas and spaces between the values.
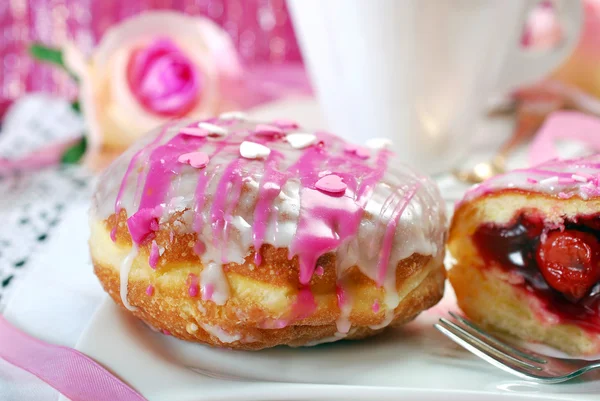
536, 230, 600, 301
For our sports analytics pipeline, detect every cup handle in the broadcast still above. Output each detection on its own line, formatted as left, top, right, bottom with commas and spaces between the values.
494, 0, 583, 93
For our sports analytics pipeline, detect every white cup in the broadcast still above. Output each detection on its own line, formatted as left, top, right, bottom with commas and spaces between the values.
288, 0, 582, 174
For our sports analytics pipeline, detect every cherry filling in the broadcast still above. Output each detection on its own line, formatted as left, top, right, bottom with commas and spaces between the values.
473, 213, 600, 332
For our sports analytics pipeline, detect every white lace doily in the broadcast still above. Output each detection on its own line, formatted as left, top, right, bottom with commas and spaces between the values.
0, 94, 92, 309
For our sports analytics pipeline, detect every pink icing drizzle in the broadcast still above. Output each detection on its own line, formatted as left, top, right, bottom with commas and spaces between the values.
372, 299, 380, 313
114, 123, 171, 214
149, 240, 160, 269
290, 287, 317, 320
145, 285, 154, 296
202, 283, 214, 301
188, 273, 199, 297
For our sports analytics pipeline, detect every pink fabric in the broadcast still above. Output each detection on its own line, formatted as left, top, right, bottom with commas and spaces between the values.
0, 314, 147, 401
0, 0, 302, 118
529, 111, 600, 166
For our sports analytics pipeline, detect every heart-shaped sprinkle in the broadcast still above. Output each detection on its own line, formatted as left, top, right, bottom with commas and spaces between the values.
286, 133, 317, 149
273, 119, 299, 129
219, 111, 248, 120
315, 174, 347, 194
254, 124, 284, 136
180, 127, 208, 137
198, 122, 228, 136
240, 141, 271, 159
366, 138, 392, 149
344, 143, 370, 159
178, 151, 210, 168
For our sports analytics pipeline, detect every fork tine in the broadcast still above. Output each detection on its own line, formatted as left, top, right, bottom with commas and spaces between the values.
438, 318, 542, 371
434, 322, 543, 381
448, 311, 547, 364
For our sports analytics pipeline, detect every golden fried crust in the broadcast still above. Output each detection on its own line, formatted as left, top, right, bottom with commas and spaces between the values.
448, 190, 600, 355
91, 213, 445, 350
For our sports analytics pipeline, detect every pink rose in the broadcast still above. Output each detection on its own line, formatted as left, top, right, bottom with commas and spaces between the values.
64, 11, 242, 168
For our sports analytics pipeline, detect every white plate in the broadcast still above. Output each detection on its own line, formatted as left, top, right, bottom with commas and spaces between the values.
70, 290, 600, 401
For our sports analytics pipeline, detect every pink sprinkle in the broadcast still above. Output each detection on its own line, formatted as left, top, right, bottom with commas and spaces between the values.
180, 127, 209, 137
188, 273, 199, 297
254, 124, 284, 136
149, 219, 159, 231
315, 174, 347, 194
202, 283, 214, 301
178, 151, 210, 169
558, 192, 570, 199
315, 265, 324, 277
558, 177, 575, 184
110, 226, 117, 242
149, 240, 160, 269
146, 284, 154, 296
372, 299, 380, 313
272, 119, 299, 129
526, 178, 538, 184
161, 329, 171, 336
336, 285, 347, 307
344, 143, 370, 160
169, 231, 174, 243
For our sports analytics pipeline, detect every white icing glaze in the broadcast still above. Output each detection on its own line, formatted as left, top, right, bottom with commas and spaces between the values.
199, 322, 242, 343
120, 247, 138, 311
461, 155, 600, 204
200, 262, 230, 305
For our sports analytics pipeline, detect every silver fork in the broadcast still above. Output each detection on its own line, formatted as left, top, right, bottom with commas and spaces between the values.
434, 312, 600, 383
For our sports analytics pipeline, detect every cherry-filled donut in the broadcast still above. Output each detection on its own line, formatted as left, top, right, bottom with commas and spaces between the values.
89, 115, 447, 350
449, 156, 600, 355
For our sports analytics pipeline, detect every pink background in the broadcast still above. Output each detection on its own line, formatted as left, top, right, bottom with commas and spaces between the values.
0, 0, 302, 118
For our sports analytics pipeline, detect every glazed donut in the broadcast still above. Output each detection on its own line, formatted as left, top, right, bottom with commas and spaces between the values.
449, 156, 600, 355
89, 114, 447, 350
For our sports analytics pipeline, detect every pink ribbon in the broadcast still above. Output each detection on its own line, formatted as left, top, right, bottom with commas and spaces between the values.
529, 111, 600, 166
0, 314, 147, 401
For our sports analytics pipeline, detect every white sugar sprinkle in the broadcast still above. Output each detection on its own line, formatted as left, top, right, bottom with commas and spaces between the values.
572, 174, 588, 182
198, 122, 228, 135
539, 176, 559, 185
286, 132, 317, 149
240, 141, 271, 159
219, 111, 247, 120
366, 137, 392, 149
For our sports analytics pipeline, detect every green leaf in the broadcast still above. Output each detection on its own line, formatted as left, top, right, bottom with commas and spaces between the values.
29, 43, 65, 68
71, 100, 81, 114
61, 137, 87, 164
